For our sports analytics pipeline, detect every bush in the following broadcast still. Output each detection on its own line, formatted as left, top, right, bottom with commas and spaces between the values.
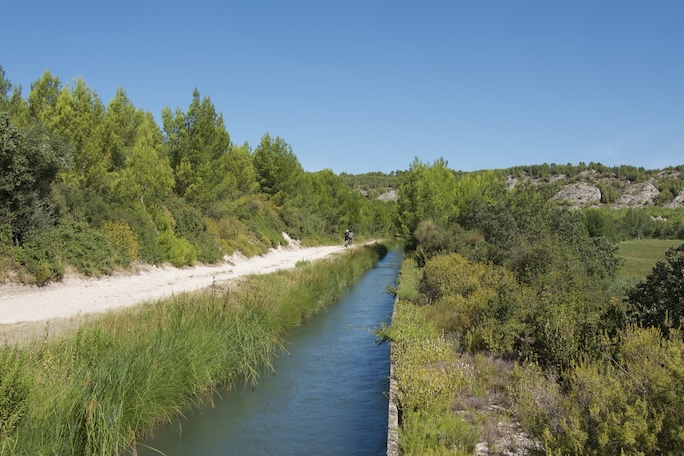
627, 243, 684, 336
420, 253, 524, 354
409, 219, 467, 267
165, 197, 222, 263
156, 231, 197, 267
101, 221, 139, 264
54, 220, 123, 276
14, 231, 63, 285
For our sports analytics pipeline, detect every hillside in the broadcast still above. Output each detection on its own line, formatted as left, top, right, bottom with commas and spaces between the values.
349, 163, 684, 210
504, 165, 684, 209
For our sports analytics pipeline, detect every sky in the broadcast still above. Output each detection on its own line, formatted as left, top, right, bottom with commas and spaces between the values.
1, 1, 683, 175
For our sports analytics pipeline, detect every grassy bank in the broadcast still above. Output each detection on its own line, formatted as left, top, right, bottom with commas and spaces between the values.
381, 256, 516, 455
0, 243, 387, 455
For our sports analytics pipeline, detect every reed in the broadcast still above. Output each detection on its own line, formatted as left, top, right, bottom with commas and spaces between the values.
0, 243, 387, 455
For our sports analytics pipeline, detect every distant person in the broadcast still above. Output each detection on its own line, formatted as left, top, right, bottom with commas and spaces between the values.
344, 229, 353, 247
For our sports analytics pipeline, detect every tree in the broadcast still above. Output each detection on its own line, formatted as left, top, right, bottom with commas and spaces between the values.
112, 114, 174, 207
0, 113, 70, 245
47, 77, 109, 189
0, 65, 29, 125
227, 142, 259, 195
28, 70, 62, 124
162, 89, 236, 208
103, 87, 145, 170
628, 243, 684, 336
252, 133, 304, 204
0, 66, 10, 104
397, 157, 459, 236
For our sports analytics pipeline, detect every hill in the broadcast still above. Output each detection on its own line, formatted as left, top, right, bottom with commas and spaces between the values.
502, 163, 684, 209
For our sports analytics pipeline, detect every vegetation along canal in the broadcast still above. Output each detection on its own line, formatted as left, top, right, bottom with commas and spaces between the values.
139, 249, 403, 455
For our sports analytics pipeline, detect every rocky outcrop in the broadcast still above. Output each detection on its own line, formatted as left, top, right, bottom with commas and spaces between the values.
377, 190, 399, 202
665, 188, 684, 208
613, 182, 659, 208
511, 171, 684, 209
552, 182, 601, 206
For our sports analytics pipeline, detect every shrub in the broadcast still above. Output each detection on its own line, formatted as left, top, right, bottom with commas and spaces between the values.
102, 221, 139, 264
156, 231, 197, 267
13, 230, 63, 285
394, 257, 422, 302
627, 243, 684, 336
165, 197, 222, 263
54, 220, 122, 276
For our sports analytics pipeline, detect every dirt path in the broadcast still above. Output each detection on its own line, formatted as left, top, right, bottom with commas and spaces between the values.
0, 237, 349, 326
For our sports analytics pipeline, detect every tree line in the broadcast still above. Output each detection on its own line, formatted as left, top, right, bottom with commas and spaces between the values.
0, 65, 397, 284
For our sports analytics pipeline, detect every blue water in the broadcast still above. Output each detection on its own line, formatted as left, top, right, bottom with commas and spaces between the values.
139, 249, 402, 456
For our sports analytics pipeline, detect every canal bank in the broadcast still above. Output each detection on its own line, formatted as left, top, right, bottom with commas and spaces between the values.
386, 295, 400, 456
139, 249, 403, 455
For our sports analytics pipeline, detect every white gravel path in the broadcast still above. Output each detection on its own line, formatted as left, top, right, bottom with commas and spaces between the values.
0, 236, 348, 325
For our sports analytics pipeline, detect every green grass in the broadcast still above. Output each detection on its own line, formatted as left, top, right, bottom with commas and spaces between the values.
0, 243, 388, 455
617, 239, 683, 280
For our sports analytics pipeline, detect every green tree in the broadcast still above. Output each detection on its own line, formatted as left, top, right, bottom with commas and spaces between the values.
622, 208, 653, 239
397, 157, 459, 236
627, 243, 684, 336
252, 133, 304, 205
227, 142, 259, 195
0, 66, 10, 105
103, 87, 145, 170
0, 65, 29, 125
162, 88, 236, 208
48, 77, 109, 189
0, 113, 70, 245
112, 115, 174, 207
28, 70, 62, 124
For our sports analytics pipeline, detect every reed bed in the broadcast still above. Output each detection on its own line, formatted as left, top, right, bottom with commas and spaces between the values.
0, 243, 387, 455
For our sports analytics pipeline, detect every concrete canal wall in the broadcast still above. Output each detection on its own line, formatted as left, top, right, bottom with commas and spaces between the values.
387, 296, 400, 456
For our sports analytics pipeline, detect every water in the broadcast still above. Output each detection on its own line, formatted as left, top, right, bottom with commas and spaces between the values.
138, 249, 402, 456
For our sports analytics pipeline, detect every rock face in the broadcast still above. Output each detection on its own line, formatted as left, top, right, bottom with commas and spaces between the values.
552, 182, 601, 206
665, 188, 684, 208
523, 172, 684, 209
613, 182, 659, 208
377, 190, 399, 202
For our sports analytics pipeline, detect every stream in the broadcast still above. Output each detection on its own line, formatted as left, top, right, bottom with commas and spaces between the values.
138, 248, 403, 455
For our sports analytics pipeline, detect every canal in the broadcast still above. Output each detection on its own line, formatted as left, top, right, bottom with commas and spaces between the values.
139, 248, 403, 455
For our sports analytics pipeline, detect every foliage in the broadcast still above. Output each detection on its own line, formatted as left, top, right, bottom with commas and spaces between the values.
519, 326, 684, 455
388, 300, 480, 455
48, 77, 110, 190
164, 196, 222, 263
0, 114, 71, 245
162, 88, 236, 209
0, 66, 398, 284
101, 221, 139, 264
0, 65, 29, 125
627, 243, 684, 336
397, 158, 460, 237
252, 133, 304, 205
13, 231, 64, 285
111, 114, 174, 206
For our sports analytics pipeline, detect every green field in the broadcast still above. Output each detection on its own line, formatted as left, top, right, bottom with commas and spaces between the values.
617, 238, 683, 280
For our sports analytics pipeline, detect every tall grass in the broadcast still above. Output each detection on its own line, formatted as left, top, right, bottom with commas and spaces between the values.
0, 243, 387, 455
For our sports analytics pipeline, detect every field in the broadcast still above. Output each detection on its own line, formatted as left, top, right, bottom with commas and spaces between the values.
617, 238, 683, 280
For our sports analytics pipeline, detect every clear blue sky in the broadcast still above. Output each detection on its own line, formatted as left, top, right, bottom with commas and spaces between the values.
2, 1, 683, 174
